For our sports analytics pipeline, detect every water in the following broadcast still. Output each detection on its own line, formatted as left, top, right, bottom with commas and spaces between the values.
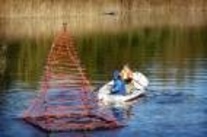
0, 17, 207, 137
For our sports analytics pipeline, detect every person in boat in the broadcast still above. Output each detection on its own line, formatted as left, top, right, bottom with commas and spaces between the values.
111, 70, 126, 95
120, 64, 134, 94
120, 64, 133, 84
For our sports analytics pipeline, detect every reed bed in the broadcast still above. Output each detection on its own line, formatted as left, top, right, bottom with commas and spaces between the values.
0, 0, 206, 18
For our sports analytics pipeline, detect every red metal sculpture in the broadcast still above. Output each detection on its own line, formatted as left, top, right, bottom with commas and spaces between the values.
23, 24, 122, 131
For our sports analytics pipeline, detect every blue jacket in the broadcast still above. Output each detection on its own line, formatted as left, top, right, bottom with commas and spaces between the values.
111, 70, 126, 95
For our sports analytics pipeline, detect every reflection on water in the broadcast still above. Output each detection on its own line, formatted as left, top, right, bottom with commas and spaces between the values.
0, 16, 207, 137
0, 45, 7, 85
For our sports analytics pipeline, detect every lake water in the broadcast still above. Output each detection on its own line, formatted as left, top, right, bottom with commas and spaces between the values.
0, 16, 207, 137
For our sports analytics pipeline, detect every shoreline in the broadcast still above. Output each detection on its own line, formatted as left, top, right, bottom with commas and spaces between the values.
0, 11, 206, 40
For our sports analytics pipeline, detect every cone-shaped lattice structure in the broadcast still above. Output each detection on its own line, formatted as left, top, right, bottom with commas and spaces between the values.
23, 25, 121, 131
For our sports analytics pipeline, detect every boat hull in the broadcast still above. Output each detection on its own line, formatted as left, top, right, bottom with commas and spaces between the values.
98, 72, 148, 104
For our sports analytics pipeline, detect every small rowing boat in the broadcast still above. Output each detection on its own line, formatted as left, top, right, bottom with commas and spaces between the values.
98, 72, 149, 104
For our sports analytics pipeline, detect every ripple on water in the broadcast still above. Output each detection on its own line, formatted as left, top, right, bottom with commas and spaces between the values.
0, 90, 37, 118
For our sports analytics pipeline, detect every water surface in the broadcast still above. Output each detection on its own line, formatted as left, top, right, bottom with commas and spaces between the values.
0, 17, 207, 137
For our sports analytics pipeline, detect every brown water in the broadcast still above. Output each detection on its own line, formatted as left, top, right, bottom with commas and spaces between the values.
0, 14, 207, 136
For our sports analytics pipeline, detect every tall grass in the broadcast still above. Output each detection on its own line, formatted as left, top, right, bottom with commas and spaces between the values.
0, 0, 206, 17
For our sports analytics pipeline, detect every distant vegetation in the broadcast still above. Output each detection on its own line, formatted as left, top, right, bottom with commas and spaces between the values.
0, 0, 206, 17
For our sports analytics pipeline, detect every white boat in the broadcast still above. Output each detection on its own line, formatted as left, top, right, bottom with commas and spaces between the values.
98, 72, 149, 104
